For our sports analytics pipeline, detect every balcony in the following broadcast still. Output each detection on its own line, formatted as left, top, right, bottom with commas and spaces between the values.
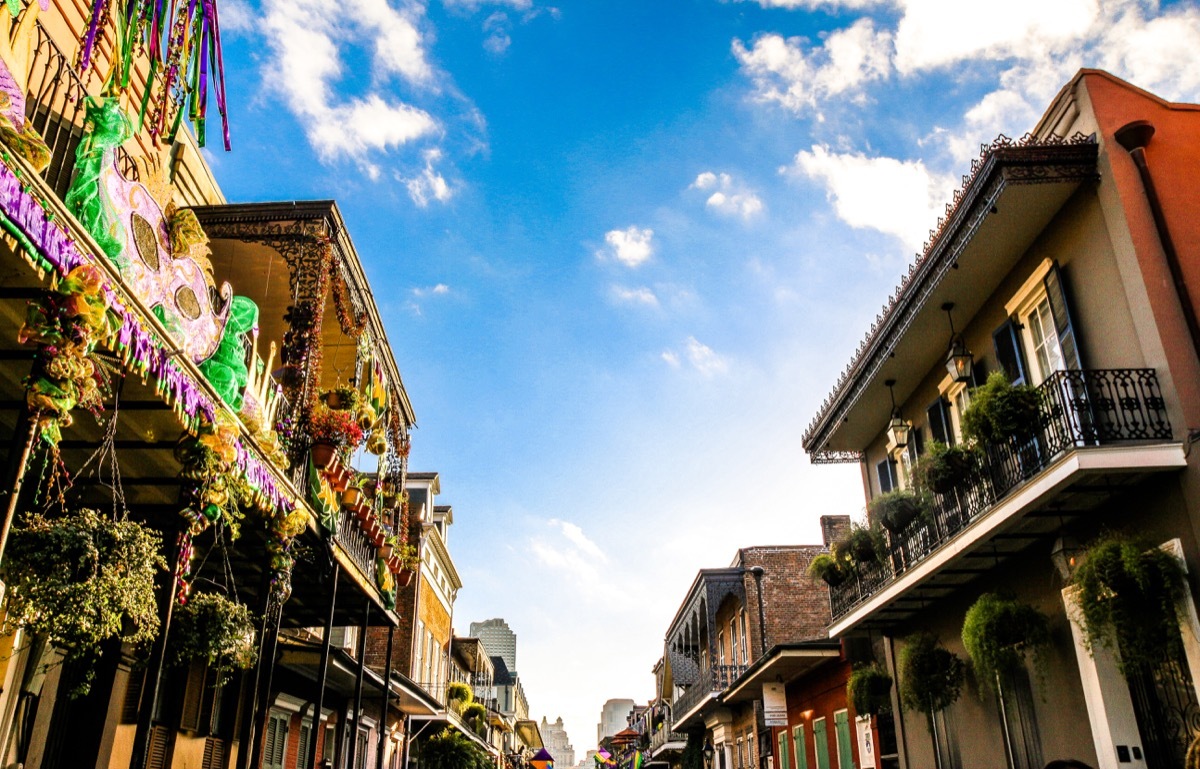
649, 727, 688, 755
672, 664, 748, 726
830, 368, 1184, 629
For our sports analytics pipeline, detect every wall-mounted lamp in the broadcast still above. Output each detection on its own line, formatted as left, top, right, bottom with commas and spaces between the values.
1050, 534, 1084, 582
942, 302, 974, 384
885, 379, 910, 448
703, 739, 715, 769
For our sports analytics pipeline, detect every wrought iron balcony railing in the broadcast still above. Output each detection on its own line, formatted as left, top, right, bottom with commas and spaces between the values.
335, 507, 379, 584
649, 727, 688, 752
830, 368, 1173, 620
671, 664, 748, 720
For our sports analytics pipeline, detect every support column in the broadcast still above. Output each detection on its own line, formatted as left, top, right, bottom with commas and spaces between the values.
0, 404, 38, 569
307, 563, 339, 769
248, 591, 284, 769
346, 603, 370, 769
377, 625, 394, 769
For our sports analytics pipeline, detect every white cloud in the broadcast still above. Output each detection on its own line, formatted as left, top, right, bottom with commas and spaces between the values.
528, 519, 625, 606
786, 145, 956, 251
601, 226, 655, 268
550, 519, 607, 561
405, 149, 454, 207
611, 285, 660, 307
742, 0, 885, 7
483, 11, 512, 53
261, 0, 438, 173
663, 337, 729, 376
412, 283, 451, 297
690, 171, 764, 219
732, 20, 893, 113
443, 0, 532, 9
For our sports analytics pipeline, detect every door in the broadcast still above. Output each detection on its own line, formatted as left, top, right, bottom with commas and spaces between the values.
1125, 643, 1200, 767
813, 718, 830, 769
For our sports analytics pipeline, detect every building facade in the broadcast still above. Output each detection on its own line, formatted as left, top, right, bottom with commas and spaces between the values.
471, 618, 518, 674
804, 70, 1200, 769
540, 716, 576, 767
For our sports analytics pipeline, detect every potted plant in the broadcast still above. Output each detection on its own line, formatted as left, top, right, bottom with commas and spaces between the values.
447, 681, 473, 713
309, 404, 366, 463
870, 489, 926, 533
343, 476, 367, 509
462, 701, 488, 735
1072, 535, 1186, 673
915, 441, 978, 495
168, 592, 258, 684
322, 385, 361, 411
847, 663, 893, 717
839, 525, 882, 565
808, 550, 852, 587
897, 633, 965, 713
961, 371, 1043, 444
961, 593, 1051, 690
2, 509, 166, 695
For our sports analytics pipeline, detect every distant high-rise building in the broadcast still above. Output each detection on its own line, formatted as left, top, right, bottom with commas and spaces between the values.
470, 618, 517, 672
597, 699, 635, 742
540, 716, 575, 766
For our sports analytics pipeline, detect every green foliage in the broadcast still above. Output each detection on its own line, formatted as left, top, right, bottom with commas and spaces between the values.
961, 371, 1043, 444
961, 593, 1050, 691
1072, 535, 1186, 673
913, 441, 978, 495
838, 525, 883, 565
447, 681, 473, 711
870, 490, 926, 533
847, 663, 893, 717
808, 551, 852, 587
897, 633, 965, 712
3, 509, 166, 695
420, 728, 493, 769
462, 702, 489, 736
168, 592, 257, 685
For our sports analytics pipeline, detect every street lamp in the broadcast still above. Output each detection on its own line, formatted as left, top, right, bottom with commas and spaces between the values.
942, 303, 974, 383
702, 739, 715, 769
884, 380, 910, 449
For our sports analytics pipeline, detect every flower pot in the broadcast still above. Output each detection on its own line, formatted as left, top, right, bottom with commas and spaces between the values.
329, 464, 351, 493
311, 443, 338, 470
354, 504, 372, 523
380, 544, 394, 559
343, 487, 363, 509
396, 569, 413, 587
326, 391, 346, 409
387, 555, 401, 573
372, 530, 387, 548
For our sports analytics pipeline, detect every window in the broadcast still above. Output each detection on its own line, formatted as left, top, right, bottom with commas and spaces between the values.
778, 730, 791, 769
812, 718, 830, 769
730, 619, 739, 666
832, 711, 854, 769
718, 631, 726, 665
415, 622, 425, 680
736, 738, 744, 769
927, 398, 953, 446
875, 460, 897, 494
739, 612, 749, 664
263, 711, 289, 769
1003, 258, 1082, 385
792, 725, 807, 769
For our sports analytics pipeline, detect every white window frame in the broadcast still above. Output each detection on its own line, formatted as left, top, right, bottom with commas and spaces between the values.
937, 373, 972, 445
1005, 258, 1062, 386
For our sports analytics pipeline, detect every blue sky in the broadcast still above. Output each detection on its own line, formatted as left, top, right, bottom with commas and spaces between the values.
211, 0, 1200, 752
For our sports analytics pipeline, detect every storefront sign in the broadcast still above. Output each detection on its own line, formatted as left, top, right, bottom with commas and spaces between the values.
762, 683, 788, 726
856, 715, 875, 767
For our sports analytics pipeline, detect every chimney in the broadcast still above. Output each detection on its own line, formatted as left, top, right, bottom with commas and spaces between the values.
820, 515, 851, 548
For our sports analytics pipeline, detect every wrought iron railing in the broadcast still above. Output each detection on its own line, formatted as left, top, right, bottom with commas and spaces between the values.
335, 507, 378, 583
830, 368, 1173, 619
672, 664, 747, 720
649, 728, 687, 753
24, 22, 139, 199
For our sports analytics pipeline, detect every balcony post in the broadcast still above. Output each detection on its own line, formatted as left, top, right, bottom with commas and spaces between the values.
376, 624, 394, 769
248, 592, 284, 769
346, 602, 370, 769
306, 563, 339, 769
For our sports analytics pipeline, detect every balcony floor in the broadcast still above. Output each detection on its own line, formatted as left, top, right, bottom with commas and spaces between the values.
829, 442, 1187, 636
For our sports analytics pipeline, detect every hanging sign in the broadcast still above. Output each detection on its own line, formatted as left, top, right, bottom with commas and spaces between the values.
856, 715, 876, 767
762, 683, 788, 726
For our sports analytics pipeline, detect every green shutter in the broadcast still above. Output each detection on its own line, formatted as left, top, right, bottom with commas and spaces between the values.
833, 711, 855, 769
263, 712, 289, 769
778, 731, 791, 769
792, 725, 807, 769
1043, 261, 1082, 370
813, 719, 830, 769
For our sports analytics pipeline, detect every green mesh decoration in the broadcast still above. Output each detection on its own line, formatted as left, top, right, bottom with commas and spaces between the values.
64, 99, 131, 264
199, 296, 258, 409
306, 454, 339, 535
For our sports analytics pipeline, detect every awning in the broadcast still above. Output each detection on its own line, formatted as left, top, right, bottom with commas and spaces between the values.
722, 643, 843, 704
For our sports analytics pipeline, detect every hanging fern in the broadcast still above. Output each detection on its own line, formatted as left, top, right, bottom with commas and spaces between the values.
1072, 535, 1186, 673
961, 593, 1050, 691
847, 663, 893, 716
168, 592, 258, 685
897, 634, 964, 712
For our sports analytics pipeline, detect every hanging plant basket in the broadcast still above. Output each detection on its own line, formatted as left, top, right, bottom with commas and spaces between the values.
961, 593, 1051, 690
2, 510, 166, 695
808, 552, 851, 587
839, 526, 882, 565
311, 443, 338, 470
871, 490, 926, 533
1072, 535, 1186, 673
847, 663, 893, 717
169, 592, 258, 685
897, 633, 965, 712
961, 371, 1043, 444
915, 441, 978, 495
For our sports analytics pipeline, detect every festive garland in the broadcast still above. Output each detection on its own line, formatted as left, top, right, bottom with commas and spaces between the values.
331, 267, 367, 338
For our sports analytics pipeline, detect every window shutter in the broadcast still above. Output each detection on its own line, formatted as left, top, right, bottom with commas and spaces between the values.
180, 661, 207, 732
907, 425, 924, 462
298, 721, 312, 769
146, 726, 173, 769
926, 399, 952, 446
121, 670, 145, 724
201, 737, 227, 769
876, 460, 894, 494
792, 725, 807, 769
992, 320, 1028, 385
263, 713, 289, 769
1043, 261, 1082, 370
778, 730, 791, 769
